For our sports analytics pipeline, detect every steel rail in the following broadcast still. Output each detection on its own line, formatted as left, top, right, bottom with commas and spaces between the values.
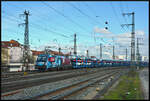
2, 68, 96, 83
30, 71, 119, 100
1, 68, 108, 93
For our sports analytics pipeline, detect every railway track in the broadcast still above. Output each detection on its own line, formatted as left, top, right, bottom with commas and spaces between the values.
1, 67, 110, 93
2, 67, 121, 83
1, 70, 41, 78
2, 68, 96, 83
31, 71, 118, 100
31, 69, 130, 100
1, 65, 73, 78
1, 66, 126, 79
65, 69, 130, 100
1, 67, 130, 100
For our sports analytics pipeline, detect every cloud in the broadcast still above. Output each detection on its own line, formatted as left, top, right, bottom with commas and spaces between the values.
95, 46, 99, 49
94, 26, 112, 34
104, 52, 111, 56
135, 30, 145, 36
92, 29, 148, 59
31, 30, 148, 59
114, 30, 145, 46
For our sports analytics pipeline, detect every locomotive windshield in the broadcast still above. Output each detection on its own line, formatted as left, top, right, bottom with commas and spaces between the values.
37, 56, 47, 62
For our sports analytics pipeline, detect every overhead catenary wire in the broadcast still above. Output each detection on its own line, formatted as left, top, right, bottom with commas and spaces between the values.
3, 11, 96, 54
42, 1, 90, 33
3, 9, 95, 52
15, 3, 75, 33
3, 2, 135, 58
119, 2, 128, 24
41, 1, 96, 41
3, 9, 71, 39
2, 13, 70, 49
83, 2, 112, 44
84, 2, 111, 30
84, 2, 105, 25
119, 1, 131, 32
67, 2, 103, 26
25, 6, 77, 34
3, 2, 99, 45
5, 4, 76, 38
125, 2, 130, 13
110, 2, 126, 32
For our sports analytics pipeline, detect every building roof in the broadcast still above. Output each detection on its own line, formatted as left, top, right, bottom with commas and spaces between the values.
1, 40, 22, 48
31, 50, 70, 56
91, 56, 96, 58
32, 50, 45, 55
2, 40, 70, 56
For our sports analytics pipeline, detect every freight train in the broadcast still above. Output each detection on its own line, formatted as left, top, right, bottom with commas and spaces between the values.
35, 54, 148, 71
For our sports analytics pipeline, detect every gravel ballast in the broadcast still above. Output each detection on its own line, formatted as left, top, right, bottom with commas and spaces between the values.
139, 68, 149, 100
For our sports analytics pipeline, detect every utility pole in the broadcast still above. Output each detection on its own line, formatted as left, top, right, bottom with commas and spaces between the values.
112, 45, 115, 60
100, 43, 102, 59
87, 50, 89, 58
136, 38, 144, 64
74, 33, 77, 56
44, 46, 53, 55
44, 47, 48, 54
59, 47, 61, 55
126, 48, 128, 61
19, 10, 30, 71
70, 51, 71, 56
136, 38, 142, 69
136, 38, 139, 61
122, 12, 135, 63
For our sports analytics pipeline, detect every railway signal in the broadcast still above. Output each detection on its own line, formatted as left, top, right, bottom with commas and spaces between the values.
105, 21, 108, 30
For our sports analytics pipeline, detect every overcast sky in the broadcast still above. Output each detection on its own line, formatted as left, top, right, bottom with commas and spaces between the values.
2, 1, 149, 60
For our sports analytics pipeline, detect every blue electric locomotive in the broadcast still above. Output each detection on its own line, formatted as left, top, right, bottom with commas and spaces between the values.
35, 54, 62, 71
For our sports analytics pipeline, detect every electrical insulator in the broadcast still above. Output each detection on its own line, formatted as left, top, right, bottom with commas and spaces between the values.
105, 21, 108, 24
105, 27, 108, 30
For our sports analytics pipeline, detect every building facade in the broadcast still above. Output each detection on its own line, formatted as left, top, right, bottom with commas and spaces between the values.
141, 56, 148, 62
1, 40, 32, 63
1, 47, 10, 66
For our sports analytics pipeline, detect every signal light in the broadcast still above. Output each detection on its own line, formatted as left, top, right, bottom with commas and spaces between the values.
105, 27, 108, 30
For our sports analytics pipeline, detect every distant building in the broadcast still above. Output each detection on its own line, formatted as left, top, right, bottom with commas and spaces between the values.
1, 47, 10, 66
114, 55, 128, 60
141, 56, 148, 62
118, 55, 126, 60
1, 40, 32, 63
2, 40, 71, 65
91, 56, 96, 58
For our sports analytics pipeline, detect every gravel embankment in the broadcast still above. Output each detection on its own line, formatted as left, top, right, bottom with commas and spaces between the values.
1, 70, 112, 100
139, 68, 149, 100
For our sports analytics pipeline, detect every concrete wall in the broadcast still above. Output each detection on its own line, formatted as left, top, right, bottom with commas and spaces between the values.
8, 63, 35, 72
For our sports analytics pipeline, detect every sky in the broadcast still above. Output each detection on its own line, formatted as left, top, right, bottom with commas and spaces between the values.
1, 1, 149, 60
